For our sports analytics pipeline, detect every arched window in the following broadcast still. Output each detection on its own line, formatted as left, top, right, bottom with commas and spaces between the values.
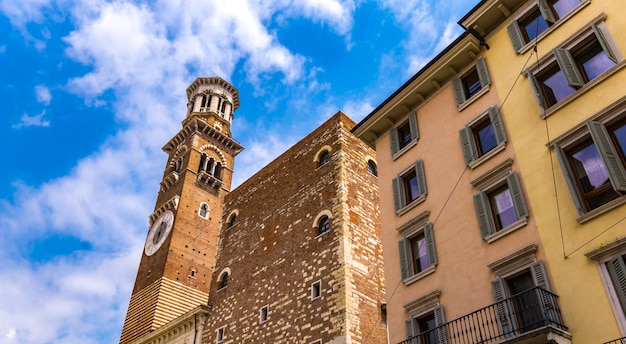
190, 269, 196, 278
318, 215, 330, 235
200, 94, 209, 111
218, 271, 229, 289
227, 213, 236, 228
199, 203, 209, 219
214, 163, 222, 180
318, 150, 329, 167
207, 158, 215, 175
368, 160, 378, 176
199, 153, 207, 173
174, 157, 184, 173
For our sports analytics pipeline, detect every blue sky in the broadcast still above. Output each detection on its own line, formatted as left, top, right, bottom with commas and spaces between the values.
0, 0, 477, 343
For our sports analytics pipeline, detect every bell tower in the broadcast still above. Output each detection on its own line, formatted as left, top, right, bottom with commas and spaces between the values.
119, 77, 243, 344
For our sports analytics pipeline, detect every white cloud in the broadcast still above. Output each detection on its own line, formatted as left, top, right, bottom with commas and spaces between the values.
35, 84, 52, 104
342, 99, 374, 122
0, 0, 51, 27
12, 110, 50, 128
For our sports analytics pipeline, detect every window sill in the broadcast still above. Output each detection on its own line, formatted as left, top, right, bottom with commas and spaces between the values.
468, 143, 506, 170
485, 217, 528, 244
578, 195, 626, 224
457, 86, 490, 112
403, 265, 436, 286
541, 60, 626, 119
392, 139, 418, 161
315, 230, 330, 240
395, 194, 426, 217
217, 286, 227, 292
516, 0, 591, 55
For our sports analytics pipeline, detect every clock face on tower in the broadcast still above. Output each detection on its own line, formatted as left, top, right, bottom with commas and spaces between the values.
145, 210, 174, 256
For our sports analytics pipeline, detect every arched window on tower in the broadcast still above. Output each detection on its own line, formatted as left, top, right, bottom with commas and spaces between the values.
318, 215, 330, 235
207, 158, 215, 175
200, 94, 209, 112
218, 271, 229, 289
199, 203, 209, 219
221, 101, 227, 117
227, 213, 236, 228
214, 162, 222, 180
199, 153, 207, 173
174, 156, 184, 173
318, 150, 329, 167
367, 160, 378, 176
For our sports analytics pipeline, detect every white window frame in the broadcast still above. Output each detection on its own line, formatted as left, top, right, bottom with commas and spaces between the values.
311, 280, 322, 301
198, 202, 210, 219
216, 326, 225, 343
259, 305, 269, 324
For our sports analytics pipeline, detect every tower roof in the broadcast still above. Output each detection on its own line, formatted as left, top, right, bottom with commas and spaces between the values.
186, 77, 240, 111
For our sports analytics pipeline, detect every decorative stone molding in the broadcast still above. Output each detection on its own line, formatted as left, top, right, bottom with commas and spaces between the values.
397, 210, 430, 237
160, 171, 180, 192
586, 236, 626, 263
196, 170, 224, 189
149, 196, 180, 226
199, 143, 227, 167
487, 244, 538, 277
403, 289, 442, 317
470, 157, 514, 190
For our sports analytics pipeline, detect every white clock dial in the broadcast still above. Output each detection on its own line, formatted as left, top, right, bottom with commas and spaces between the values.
145, 210, 174, 256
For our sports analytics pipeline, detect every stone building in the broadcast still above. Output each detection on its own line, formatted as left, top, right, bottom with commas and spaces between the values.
119, 78, 387, 344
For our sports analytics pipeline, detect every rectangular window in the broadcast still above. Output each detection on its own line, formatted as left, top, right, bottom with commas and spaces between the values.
216, 327, 225, 343
405, 305, 447, 344
508, 0, 582, 52
260, 305, 269, 323
393, 160, 427, 212
399, 222, 437, 282
452, 57, 491, 107
390, 111, 419, 155
311, 281, 322, 300
460, 106, 507, 165
554, 120, 626, 214
606, 255, 626, 317
474, 172, 529, 239
529, 22, 619, 109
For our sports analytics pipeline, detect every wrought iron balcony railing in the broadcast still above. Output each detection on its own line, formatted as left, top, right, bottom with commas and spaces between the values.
399, 286, 569, 344
603, 338, 626, 344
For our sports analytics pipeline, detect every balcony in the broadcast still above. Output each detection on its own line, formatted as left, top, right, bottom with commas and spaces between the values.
399, 287, 571, 344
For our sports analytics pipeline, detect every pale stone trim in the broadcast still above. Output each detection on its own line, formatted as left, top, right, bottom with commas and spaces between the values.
148, 196, 180, 226
487, 244, 538, 277
457, 85, 490, 112
312, 210, 333, 228
403, 289, 442, 317
470, 157, 514, 190
397, 210, 430, 237
314, 145, 333, 163
199, 143, 228, 167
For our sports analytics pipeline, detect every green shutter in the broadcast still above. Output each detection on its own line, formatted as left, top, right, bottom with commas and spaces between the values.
390, 127, 400, 155
592, 23, 618, 63
452, 77, 465, 107
527, 71, 547, 109
530, 261, 551, 291
476, 57, 491, 88
507, 173, 529, 220
491, 278, 515, 336
433, 305, 448, 344
489, 106, 507, 145
507, 21, 525, 53
607, 256, 626, 313
588, 121, 626, 192
530, 261, 558, 324
554, 143, 587, 214
408, 111, 420, 141
405, 318, 416, 340
537, 0, 556, 23
416, 160, 427, 197
393, 177, 403, 211
554, 48, 585, 87
424, 222, 437, 267
459, 126, 477, 165
474, 191, 495, 238
399, 238, 411, 280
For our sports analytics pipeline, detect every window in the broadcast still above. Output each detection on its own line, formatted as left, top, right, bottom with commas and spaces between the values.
390, 111, 419, 155
554, 120, 626, 215
405, 305, 447, 344
226, 212, 237, 228
199, 203, 209, 219
399, 222, 437, 283
318, 150, 329, 167
218, 271, 229, 290
199, 154, 223, 180
491, 261, 557, 335
474, 172, 529, 240
508, 0, 583, 52
260, 305, 269, 323
460, 106, 507, 166
393, 160, 427, 212
311, 280, 322, 300
586, 237, 626, 327
529, 22, 619, 109
367, 160, 378, 176
317, 215, 330, 235
452, 57, 490, 107
174, 156, 184, 173
216, 327, 225, 343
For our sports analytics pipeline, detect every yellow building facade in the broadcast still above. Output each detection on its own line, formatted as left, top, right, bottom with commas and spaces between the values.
461, 0, 626, 342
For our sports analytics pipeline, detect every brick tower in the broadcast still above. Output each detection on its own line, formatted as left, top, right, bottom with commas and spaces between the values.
119, 77, 243, 344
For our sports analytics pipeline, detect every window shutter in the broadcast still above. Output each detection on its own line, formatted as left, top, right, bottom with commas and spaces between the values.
393, 177, 403, 211
607, 256, 626, 312
554, 143, 587, 214
408, 111, 420, 141
489, 106, 507, 145
491, 278, 515, 336
398, 239, 411, 280
592, 23, 618, 63
536, 0, 556, 23
588, 121, 626, 192
507, 172, 529, 220
459, 127, 477, 165
554, 48, 585, 87
530, 261, 558, 324
405, 318, 417, 340
530, 261, 551, 291
474, 191, 495, 238
452, 77, 465, 107
415, 160, 427, 197
527, 71, 547, 109
507, 21, 525, 53
433, 305, 448, 344
476, 57, 491, 88
390, 127, 400, 155
424, 222, 438, 267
